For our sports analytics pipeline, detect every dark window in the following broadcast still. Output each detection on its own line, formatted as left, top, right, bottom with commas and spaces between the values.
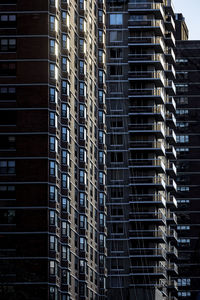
0, 63, 16, 76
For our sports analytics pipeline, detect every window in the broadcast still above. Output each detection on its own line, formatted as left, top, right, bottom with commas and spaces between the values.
62, 150, 70, 165
0, 38, 16, 51
62, 197, 70, 212
62, 80, 70, 95
49, 210, 57, 225
0, 62, 16, 76
50, 63, 56, 78
0, 160, 15, 174
49, 87, 57, 103
177, 186, 189, 192
62, 11, 69, 27
79, 192, 86, 207
178, 278, 191, 286
0, 14, 16, 24
98, 10, 104, 23
178, 292, 191, 297
79, 17, 85, 32
110, 14, 123, 25
50, 235, 57, 250
80, 237, 87, 251
79, 104, 86, 118
50, 16, 55, 31
80, 215, 87, 229
109, 31, 122, 42
62, 173, 70, 189
50, 161, 57, 176
61, 103, 69, 118
110, 48, 122, 58
62, 34, 69, 50
79, 82, 86, 96
98, 30, 104, 43
79, 39, 86, 53
79, 0, 85, 9
176, 84, 188, 92
177, 225, 190, 230
99, 131, 105, 143
49, 136, 58, 152
176, 109, 188, 115
177, 96, 188, 105
80, 170, 87, 184
110, 65, 122, 76
49, 185, 58, 201
99, 192, 105, 206
178, 238, 190, 246
98, 70, 105, 84
49, 112, 57, 127
62, 127, 70, 142
98, 90, 105, 104
99, 172, 105, 185
79, 126, 86, 140
62, 57, 69, 73
177, 135, 189, 143
99, 151, 105, 164
79, 148, 86, 162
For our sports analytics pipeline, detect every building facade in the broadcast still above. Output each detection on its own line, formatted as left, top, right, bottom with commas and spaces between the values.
0, 0, 107, 299
106, 0, 178, 299
175, 40, 200, 300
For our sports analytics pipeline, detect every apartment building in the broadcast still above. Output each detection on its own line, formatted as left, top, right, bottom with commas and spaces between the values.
106, 0, 178, 299
175, 39, 200, 300
0, 0, 107, 299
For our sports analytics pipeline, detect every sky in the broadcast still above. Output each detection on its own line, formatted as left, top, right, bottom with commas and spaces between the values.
173, 0, 200, 40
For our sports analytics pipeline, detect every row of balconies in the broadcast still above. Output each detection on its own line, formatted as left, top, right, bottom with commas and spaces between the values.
129, 105, 165, 120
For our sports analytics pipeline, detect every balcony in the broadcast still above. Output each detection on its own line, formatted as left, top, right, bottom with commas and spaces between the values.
166, 145, 176, 159
130, 264, 167, 278
129, 193, 166, 207
128, 122, 166, 138
167, 245, 178, 258
165, 47, 176, 64
166, 97, 176, 111
128, 71, 165, 87
129, 229, 167, 242
129, 175, 166, 190
167, 263, 178, 275
166, 80, 176, 95
130, 248, 167, 260
128, 2, 165, 19
168, 280, 178, 290
128, 53, 166, 69
166, 128, 176, 144
164, 0, 175, 15
129, 105, 165, 120
165, 32, 176, 47
129, 140, 166, 155
166, 161, 177, 177
128, 87, 165, 104
166, 111, 176, 128
165, 64, 176, 80
128, 158, 166, 173
166, 194, 177, 207
165, 15, 176, 31
166, 211, 177, 224
128, 36, 165, 52
167, 227, 177, 240
128, 19, 165, 36
129, 209, 166, 224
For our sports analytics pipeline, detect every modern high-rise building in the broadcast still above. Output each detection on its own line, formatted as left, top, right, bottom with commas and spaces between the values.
0, 0, 107, 299
106, 0, 178, 299
175, 39, 200, 300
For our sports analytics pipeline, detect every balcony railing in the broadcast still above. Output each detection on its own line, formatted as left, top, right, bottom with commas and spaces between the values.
128, 19, 165, 35
129, 140, 166, 154
128, 70, 165, 85
128, 122, 166, 137
129, 209, 166, 223
128, 36, 165, 51
128, 158, 166, 172
129, 193, 166, 207
128, 53, 166, 68
128, 2, 165, 19
130, 248, 167, 260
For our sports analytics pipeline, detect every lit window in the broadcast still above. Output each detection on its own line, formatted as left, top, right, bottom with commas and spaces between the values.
178, 292, 191, 297
178, 278, 191, 286
110, 13, 123, 25
0, 38, 16, 51
0, 160, 15, 174
177, 135, 189, 143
